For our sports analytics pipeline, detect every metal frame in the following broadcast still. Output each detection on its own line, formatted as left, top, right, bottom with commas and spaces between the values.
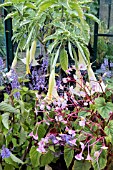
2, 0, 14, 71
93, 0, 113, 69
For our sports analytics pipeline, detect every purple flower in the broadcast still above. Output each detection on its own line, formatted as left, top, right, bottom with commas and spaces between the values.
0, 57, 4, 71
69, 139, 77, 146
49, 134, 58, 144
104, 58, 108, 66
59, 134, 73, 145
30, 56, 48, 91
37, 137, 49, 153
94, 151, 101, 160
40, 103, 45, 110
37, 146, 46, 153
80, 142, 85, 151
1, 146, 11, 159
75, 152, 84, 160
79, 117, 86, 128
86, 153, 92, 161
29, 132, 38, 140
101, 64, 106, 71
110, 62, 113, 67
86, 145, 92, 161
7, 69, 20, 99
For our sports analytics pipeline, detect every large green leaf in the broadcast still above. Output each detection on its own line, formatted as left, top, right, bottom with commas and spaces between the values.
91, 149, 107, 170
40, 151, 54, 167
60, 48, 68, 72
38, 0, 58, 15
72, 160, 91, 170
4, 157, 18, 168
48, 40, 58, 53
10, 154, 23, 164
0, 102, 19, 114
19, 127, 27, 145
30, 146, 41, 168
38, 124, 46, 141
85, 13, 100, 24
69, 1, 84, 21
104, 120, 113, 144
78, 111, 91, 118
4, 164, 14, 170
95, 97, 113, 120
64, 146, 74, 168
2, 113, 10, 129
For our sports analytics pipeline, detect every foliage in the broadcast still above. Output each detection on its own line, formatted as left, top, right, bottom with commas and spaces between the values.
96, 22, 113, 67
0, 0, 100, 100
0, 61, 113, 169
1, 0, 113, 170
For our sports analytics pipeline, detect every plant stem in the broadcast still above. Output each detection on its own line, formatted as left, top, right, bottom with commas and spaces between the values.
21, 138, 32, 162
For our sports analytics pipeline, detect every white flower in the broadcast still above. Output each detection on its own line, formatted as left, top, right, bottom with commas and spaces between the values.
63, 78, 67, 83
78, 63, 87, 70
101, 145, 108, 150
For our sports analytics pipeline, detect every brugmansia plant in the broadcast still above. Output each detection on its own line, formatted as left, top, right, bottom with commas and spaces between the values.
0, 0, 100, 100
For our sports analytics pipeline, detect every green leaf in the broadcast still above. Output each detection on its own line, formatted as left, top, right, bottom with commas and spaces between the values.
38, 0, 58, 15
19, 127, 27, 145
91, 149, 107, 170
95, 97, 113, 120
40, 151, 54, 167
52, 46, 61, 68
5, 12, 18, 20
10, 154, 23, 164
49, 145, 55, 152
104, 120, 113, 144
25, 2, 36, 9
60, 48, 68, 72
64, 146, 74, 168
78, 111, 91, 118
0, 164, 2, 170
85, 13, 100, 24
38, 124, 46, 141
24, 26, 34, 49
0, 2, 12, 8
72, 160, 91, 170
2, 113, 10, 129
68, 41, 74, 60
48, 40, 58, 53
4, 157, 18, 168
27, 166, 32, 170
30, 146, 41, 168
0, 102, 19, 113
69, 1, 83, 21
0, 86, 5, 91
75, 41, 87, 64
4, 164, 14, 170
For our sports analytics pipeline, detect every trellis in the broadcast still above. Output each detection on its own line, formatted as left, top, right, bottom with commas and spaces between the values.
93, 0, 113, 68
